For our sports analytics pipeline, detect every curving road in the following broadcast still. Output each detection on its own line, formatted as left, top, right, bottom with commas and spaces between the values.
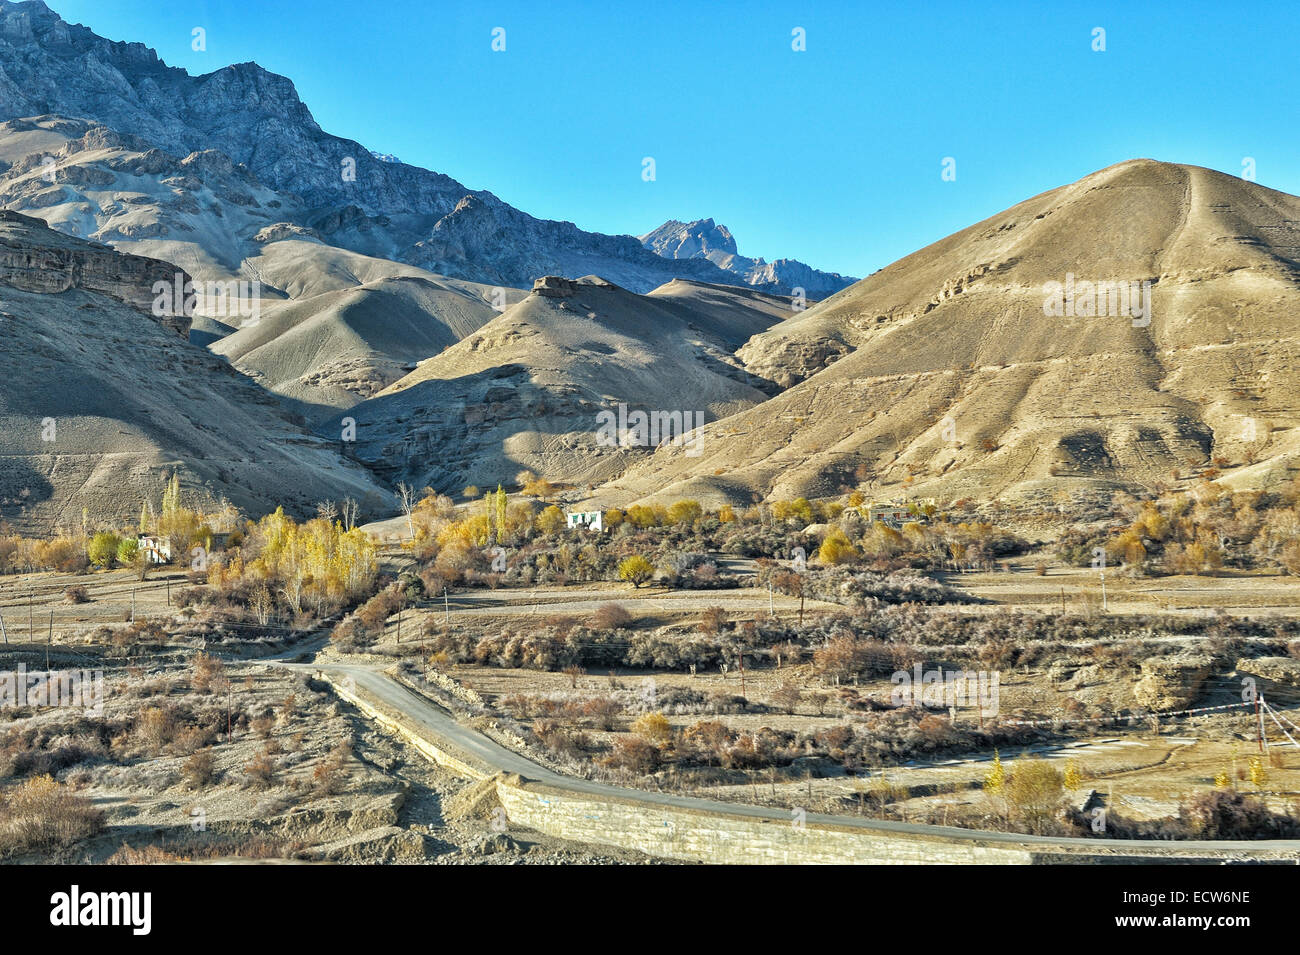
284, 659, 1300, 863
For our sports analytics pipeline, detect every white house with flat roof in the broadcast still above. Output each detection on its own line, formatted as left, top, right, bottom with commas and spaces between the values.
566, 511, 603, 532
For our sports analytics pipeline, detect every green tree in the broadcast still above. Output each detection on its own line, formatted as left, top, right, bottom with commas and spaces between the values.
494, 484, 508, 542
818, 528, 858, 565
87, 531, 121, 568
536, 505, 566, 536
983, 750, 1006, 795
666, 500, 702, 525
116, 537, 148, 581
1007, 758, 1064, 834
618, 554, 655, 588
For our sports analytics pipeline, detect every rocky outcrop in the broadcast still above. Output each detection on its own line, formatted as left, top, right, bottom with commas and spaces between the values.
640, 217, 857, 297
737, 335, 851, 388
641, 218, 739, 260
0, 209, 190, 336
318, 826, 431, 863
1133, 654, 1213, 711
1236, 657, 1300, 703
532, 275, 579, 297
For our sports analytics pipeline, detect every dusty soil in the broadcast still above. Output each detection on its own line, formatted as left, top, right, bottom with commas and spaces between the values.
0, 656, 662, 864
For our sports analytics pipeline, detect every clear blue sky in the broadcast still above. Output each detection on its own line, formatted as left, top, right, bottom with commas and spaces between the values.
50, 0, 1300, 278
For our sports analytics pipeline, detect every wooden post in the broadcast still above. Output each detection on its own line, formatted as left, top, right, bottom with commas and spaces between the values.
0, 611, 7, 644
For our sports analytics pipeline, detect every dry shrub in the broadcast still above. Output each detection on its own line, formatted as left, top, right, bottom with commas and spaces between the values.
191, 652, 226, 694
592, 603, 633, 630
182, 750, 216, 789
582, 696, 622, 731
1178, 790, 1295, 839
603, 736, 659, 775
531, 720, 587, 759
0, 775, 104, 858
64, 585, 90, 604
770, 681, 803, 714
135, 706, 177, 753
243, 748, 278, 789
312, 743, 350, 796
698, 606, 728, 634
630, 712, 673, 745
172, 725, 213, 756
107, 844, 191, 864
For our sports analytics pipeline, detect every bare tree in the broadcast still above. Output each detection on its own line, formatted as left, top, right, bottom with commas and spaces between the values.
341, 498, 359, 532
315, 499, 338, 524
250, 583, 274, 627
396, 482, 417, 540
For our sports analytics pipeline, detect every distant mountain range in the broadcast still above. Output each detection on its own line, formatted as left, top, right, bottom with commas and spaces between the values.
0, 0, 847, 295
640, 218, 856, 298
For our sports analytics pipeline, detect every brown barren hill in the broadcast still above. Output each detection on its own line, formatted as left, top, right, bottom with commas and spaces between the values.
594, 160, 1300, 508
330, 276, 789, 493
0, 213, 389, 533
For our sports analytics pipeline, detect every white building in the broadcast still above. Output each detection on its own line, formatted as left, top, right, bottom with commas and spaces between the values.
137, 535, 172, 564
565, 511, 603, 532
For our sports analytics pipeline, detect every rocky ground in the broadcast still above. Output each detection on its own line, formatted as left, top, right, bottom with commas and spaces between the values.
0, 655, 662, 864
